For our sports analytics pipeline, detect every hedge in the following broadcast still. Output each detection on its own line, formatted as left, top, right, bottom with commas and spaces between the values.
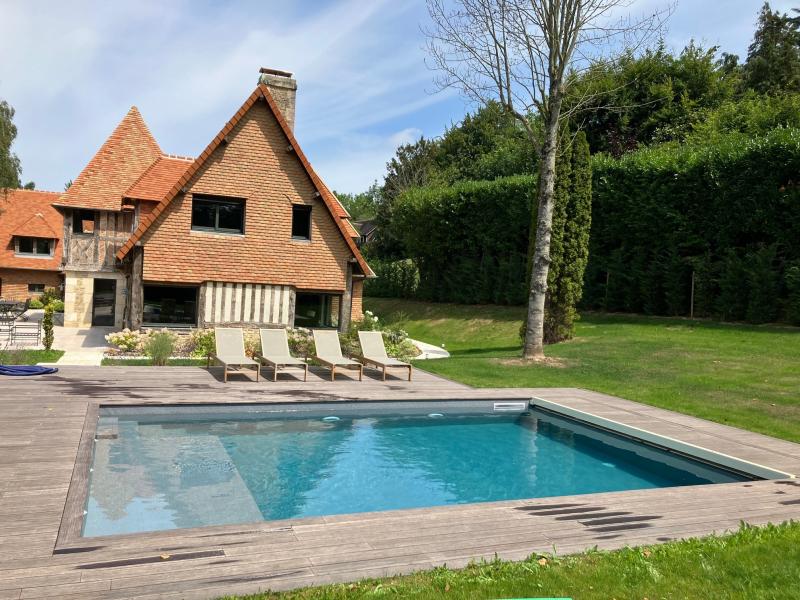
364, 258, 420, 299
584, 128, 800, 323
370, 127, 800, 325
391, 176, 535, 304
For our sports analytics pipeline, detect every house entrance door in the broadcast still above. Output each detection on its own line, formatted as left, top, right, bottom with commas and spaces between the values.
91, 279, 116, 326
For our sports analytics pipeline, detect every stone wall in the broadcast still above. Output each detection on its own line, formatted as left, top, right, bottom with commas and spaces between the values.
63, 270, 126, 328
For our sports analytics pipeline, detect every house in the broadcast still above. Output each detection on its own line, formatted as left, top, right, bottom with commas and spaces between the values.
0, 189, 64, 301
354, 219, 378, 247
0, 68, 372, 330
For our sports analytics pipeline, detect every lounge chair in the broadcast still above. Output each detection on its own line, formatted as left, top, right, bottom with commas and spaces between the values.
208, 327, 259, 383
256, 328, 308, 382
358, 331, 413, 381
312, 329, 363, 382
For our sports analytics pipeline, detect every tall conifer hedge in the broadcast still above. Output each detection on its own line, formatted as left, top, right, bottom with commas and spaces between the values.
584, 128, 800, 323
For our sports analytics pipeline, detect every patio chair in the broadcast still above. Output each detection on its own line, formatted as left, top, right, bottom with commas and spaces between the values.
256, 328, 308, 382
312, 329, 363, 382
358, 331, 413, 382
208, 327, 259, 383
12, 321, 42, 345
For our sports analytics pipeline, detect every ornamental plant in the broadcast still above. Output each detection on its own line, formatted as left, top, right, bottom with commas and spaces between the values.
105, 329, 142, 353
42, 304, 54, 351
188, 328, 215, 358
287, 328, 314, 358
143, 330, 175, 366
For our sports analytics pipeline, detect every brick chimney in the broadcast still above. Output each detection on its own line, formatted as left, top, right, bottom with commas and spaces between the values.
258, 67, 297, 131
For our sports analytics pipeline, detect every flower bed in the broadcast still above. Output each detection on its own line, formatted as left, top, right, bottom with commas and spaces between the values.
103, 312, 420, 363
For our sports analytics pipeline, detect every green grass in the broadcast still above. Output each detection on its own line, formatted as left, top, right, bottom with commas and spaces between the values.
368, 298, 800, 444
101, 357, 207, 366
225, 522, 800, 599
0, 349, 64, 365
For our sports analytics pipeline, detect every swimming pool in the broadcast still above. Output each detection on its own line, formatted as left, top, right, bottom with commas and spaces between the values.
83, 400, 756, 537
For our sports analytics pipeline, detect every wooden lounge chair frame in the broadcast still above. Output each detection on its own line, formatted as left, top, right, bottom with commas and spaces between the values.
207, 327, 260, 383
357, 330, 413, 381
255, 328, 309, 382
312, 329, 363, 382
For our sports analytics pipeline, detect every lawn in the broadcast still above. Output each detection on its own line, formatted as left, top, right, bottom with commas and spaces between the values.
0, 348, 64, 365
367, 298, 800, 444
226, 522, 800, 599
101, 357, 207, 366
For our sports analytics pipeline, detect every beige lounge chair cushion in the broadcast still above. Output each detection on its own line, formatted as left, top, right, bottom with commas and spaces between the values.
214, 328, 257, 365
313, 330, 360, 366
358, 331, 410, 366
259, 329, 305, 365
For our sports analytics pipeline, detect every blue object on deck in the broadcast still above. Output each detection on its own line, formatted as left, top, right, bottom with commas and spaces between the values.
0, 365, 58, 376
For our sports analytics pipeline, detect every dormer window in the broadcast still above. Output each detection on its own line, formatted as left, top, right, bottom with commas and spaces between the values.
15, 237, 53, 257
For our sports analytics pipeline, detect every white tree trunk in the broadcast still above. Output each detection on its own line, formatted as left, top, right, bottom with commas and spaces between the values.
523, 94, 562, 359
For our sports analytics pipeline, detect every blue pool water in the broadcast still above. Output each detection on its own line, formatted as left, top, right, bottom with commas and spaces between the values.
83, 405, 750, 536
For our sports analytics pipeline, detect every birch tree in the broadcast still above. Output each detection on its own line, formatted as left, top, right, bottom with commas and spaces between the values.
425, 0, 668, 358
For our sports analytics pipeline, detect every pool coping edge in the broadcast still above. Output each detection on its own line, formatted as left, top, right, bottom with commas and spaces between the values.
531, 397, 795, 481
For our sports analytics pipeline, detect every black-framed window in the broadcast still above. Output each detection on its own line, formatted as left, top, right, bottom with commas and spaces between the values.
143, 285, 199, 325
191, 195, 245, 234
16, 237, 53, 256
294, 293, 338, 328
28, 283, 46, 294
73, 209, 96, 234
291, 204, 312, 240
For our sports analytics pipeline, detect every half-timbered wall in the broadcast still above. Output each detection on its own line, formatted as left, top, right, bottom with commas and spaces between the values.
198, 281, 294, 327
63, 210, 134, 272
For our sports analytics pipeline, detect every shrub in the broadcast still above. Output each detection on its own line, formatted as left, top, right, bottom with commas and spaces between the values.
785, 262, 800, 325
188, 329, 215, 358
105, 329, 142, 353
393, 176, 534, 305
287, 328, 314, 358
746, 245, 779, 324
364, 259, 420, 298
49, 300, 64, 313
42, 305, 54, 351
243, 329, 260, 358
143, 330, 175, 366
28, 298, 44, 309
586, 128, 800, 323
340, 312, 418, 361
40, 287, 62, 306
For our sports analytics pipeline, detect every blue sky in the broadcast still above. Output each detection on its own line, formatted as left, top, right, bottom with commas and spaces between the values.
1, 0, 795, 194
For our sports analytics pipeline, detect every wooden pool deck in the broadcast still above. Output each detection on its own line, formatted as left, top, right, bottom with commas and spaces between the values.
1, 365, 799, 599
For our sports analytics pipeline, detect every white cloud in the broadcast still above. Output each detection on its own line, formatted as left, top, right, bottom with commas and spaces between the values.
0, 0, 452, 191
2, 0, 790, 192
313, 127, 424, 193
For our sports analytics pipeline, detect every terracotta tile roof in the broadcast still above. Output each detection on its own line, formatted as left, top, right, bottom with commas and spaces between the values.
342, 218, 359, 238
0, 189, 64, 271
316, 181, 360, 237
56, 107, 162, 211
12, 212, 60, 239
116, 85, 373, 278
124, 155, 194, 201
